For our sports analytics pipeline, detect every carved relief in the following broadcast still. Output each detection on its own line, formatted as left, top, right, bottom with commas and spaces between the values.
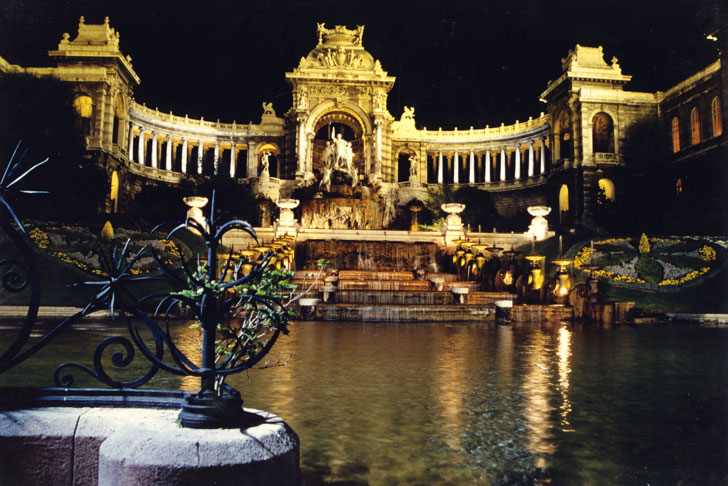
297, 89, 308, 110
315, 46, 367, 69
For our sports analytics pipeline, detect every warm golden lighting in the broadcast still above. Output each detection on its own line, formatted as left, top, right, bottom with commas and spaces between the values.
557, 326, 573, 431
73, 95, 93, 118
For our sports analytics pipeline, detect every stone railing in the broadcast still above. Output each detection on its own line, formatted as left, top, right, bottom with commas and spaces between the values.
393, 113, 550, 142
129, 101, 285, 137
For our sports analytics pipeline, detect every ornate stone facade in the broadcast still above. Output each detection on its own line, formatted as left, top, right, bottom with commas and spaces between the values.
1, 18, 725, 230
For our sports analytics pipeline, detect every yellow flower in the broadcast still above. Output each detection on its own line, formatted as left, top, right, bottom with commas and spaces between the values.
698, 245, 716, 262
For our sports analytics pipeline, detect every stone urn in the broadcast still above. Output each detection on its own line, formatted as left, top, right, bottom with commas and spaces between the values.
526, 205, 551, 241
277, 199, 299, 226
441, 203, 466, 228
183, 196, 208, 233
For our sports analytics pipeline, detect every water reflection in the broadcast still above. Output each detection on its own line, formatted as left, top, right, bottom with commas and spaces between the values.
557, 325, 573, 431
521, 325, 555, 469
2, 320, 728, 485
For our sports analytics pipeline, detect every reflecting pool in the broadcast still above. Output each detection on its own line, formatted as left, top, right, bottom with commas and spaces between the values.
2, 321, 727, 485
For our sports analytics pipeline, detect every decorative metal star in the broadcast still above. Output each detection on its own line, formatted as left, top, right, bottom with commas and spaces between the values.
0, 141, 49, 233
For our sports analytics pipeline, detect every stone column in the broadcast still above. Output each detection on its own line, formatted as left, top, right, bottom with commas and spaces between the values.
128, 124, 135, 162
453, 151, 459, 184
197, 140, 204, 175
150, 132, 158, 169
230, 142, 237, 178
514, 143, 521, 180
540, 139, 546, 174
528, 141, 534, 177
297, 119, 306, 173
306, 132, 314, 173
469, 149, 475, 183
374, 120, 383, 176
437, 151, 444, 184
247, 142, 258, 178
97, 86, 108, 149
165, 136, 173, 171
213, 142, 220, 176
137, 129, 145, 165
500, 147, 506, 181
485, 149, 491, 182
181, 138, 188, 173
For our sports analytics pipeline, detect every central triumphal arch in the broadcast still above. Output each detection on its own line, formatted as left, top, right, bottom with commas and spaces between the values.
284, 24, 398, 229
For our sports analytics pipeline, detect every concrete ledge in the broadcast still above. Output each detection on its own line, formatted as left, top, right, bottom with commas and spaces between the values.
0, 407, 299, 486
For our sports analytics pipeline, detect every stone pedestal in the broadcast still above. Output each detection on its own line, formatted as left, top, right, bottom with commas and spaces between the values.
276, 199, 299, 238
0, 407, 300, 486
442, 203, 466, 248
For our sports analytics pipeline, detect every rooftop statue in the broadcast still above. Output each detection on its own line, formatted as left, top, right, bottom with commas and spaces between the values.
262, 101, 275, 116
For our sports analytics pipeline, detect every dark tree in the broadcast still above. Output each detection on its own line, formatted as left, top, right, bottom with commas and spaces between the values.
0, 73, 104, 220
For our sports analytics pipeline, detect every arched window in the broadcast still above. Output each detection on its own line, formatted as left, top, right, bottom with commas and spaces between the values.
73, 95, 93, 135
712, 97, 723, 137
671, 117, 681, 153
675, 177, 683, 195
592, 113, 614, 153
690, 107, 701, 145
556, 110, 572, 160
112, 94, 124, 145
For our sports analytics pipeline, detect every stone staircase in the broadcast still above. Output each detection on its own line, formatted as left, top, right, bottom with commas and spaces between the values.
291, 269, 517, 322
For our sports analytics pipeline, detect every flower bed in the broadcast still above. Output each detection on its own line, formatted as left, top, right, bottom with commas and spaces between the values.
572, 235, 724, 290
27, 222, 190, 276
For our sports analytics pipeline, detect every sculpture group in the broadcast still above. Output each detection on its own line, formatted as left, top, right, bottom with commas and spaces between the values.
319, 130, 358, 191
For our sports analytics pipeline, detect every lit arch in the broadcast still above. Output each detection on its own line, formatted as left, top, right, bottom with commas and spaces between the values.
598, 178, 615, 201
110, 170, 119, 213
306, 100, 373, 135
558, 184, 569, 224
257, 143, 280, 156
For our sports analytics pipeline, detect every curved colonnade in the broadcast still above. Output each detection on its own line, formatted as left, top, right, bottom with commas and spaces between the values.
126, 101, 284, 181
123, 102, 553, 194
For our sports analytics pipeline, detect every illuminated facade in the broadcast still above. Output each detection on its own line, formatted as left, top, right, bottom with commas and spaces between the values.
1, 18, 725, 230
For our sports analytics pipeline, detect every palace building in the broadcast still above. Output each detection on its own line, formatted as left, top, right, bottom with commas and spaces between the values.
1, 17, 726, 231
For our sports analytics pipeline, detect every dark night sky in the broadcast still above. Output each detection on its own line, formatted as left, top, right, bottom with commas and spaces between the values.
0, 0, 723, 129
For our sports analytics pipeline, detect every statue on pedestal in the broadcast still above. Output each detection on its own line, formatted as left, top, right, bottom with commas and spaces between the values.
260, 151, 271, 180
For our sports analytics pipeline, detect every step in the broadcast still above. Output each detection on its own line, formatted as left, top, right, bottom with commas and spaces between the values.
337, 280, 432, 291
511, 304, 573, 322
331, 290, 458, 305
317, 304, 495, 322
337, 270, 416, 281
329, 290, 517, 306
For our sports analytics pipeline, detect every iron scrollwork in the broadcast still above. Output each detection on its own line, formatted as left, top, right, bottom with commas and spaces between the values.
0, 143, 293, 428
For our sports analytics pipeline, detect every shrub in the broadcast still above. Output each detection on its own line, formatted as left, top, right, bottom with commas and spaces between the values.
636, 255, 663, 284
